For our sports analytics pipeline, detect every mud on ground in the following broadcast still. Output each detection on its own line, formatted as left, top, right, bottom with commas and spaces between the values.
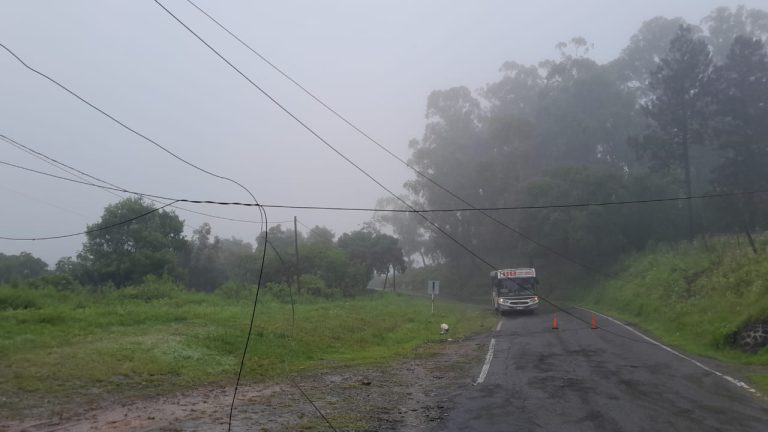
1, 336, 488, 432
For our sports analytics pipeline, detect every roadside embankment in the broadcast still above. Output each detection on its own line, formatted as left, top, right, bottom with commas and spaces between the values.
577, 235, 768, 390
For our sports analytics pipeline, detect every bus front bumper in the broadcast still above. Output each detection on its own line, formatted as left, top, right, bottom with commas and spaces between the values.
497, 297, 539, 311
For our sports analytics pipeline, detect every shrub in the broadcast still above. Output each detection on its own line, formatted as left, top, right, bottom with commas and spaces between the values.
299, 274, 342, 299
0, 287, 42, 310
36, 274, 83, 292
112, 275, 182, 302
215, 280, 256, 301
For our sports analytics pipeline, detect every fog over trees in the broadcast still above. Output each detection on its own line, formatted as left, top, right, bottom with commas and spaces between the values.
375, 5, 768, 295
3, 5, 768, 299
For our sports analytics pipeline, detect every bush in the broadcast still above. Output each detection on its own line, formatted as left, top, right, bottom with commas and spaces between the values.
261, 282, 294, 303
37, 274, 83, 292
299, 274, 341, 299
215, 280, 256, 301
111, 276, 182, 302
0, 287, 42, 310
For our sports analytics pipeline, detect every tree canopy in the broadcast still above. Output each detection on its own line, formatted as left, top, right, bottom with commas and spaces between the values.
378, 5, 768, 296
76, 197, 187, 287
0, 252, 48, 283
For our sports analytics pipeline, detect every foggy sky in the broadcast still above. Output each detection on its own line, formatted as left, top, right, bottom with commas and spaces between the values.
1, 0, 763, 266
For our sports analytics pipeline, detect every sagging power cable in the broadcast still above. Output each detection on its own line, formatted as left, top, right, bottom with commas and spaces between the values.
0, 41, 272, 431
5, 157, 767, 216
0, 200, 178, 240
1, 134, 276, 225
152, 2, 656, 345
178, 0, 599, 274
0, 29, 707, 348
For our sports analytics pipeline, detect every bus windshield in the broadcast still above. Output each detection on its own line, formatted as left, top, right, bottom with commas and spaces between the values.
496, 278, 536, 297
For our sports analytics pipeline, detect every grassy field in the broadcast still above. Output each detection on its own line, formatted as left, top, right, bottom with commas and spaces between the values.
577, 235, 768, 389
0, 280, 496, 417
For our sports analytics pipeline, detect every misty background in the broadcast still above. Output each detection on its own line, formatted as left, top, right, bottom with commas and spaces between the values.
1, 0, 764, 266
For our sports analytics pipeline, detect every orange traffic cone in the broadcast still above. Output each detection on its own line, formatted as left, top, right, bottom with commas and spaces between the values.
552, 313, 559, 330
591, 313, 598, 330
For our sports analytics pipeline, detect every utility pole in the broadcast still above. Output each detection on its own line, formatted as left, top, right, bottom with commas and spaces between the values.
294, 216, 300, 297
393, 265, 396, 292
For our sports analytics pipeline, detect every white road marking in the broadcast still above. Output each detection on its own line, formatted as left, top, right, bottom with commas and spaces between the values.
580, 307, 761, 396
495, 319, 503, 332
474, 338, 496, 385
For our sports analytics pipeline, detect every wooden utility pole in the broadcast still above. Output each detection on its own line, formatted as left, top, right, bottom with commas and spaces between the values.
392, 265, 396, 292
682, 118, 695, 242
294, 216, 301, 296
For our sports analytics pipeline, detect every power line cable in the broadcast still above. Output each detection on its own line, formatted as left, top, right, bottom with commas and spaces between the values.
179, 0, 602, 275
2, 134, 290, 226
152, 2, 657, 344
1, 133, 267, 226
1, 31, 334, 428
0, 9, 725, 348
0, 42, 260, 205
1, 135, 127, 201
153, 0, 505, 273
0, 200, 178, 240
5, 157, 768, 214
0, 184, 93, 220
259, 189, 768, 212
150, 0, 589, 276
0, 155, 650, 343
2, 136, 216, 233
183, 5, 751, 344
296, 219, 312, 232
0, 40, 274, 431
2, 137, 294, 229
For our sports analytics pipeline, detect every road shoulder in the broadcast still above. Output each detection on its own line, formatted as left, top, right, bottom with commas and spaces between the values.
0, 334, 492, 432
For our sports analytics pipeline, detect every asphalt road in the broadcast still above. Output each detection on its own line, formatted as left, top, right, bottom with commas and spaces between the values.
435, 307, 768, 432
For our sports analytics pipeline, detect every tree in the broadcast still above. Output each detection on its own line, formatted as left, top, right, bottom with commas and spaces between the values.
610, 17, 695, 96
0, 252, 48, 283
483, 61, 542, 119
77, 197, 187, 286
187, 222, 224, 291
217, 236, 256, 283
537, 51, 640, 167
708, 36, 768, 246
337, 230, 406, 281
634, 25, 713, 241
517, 166, 684, 263
300, 242, 367, 296
306, 225, 335, 246
254, 225, 303, 284
374, 196, 434, 267
703, 6, 768, 63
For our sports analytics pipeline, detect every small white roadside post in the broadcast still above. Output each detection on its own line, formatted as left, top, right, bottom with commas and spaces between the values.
427, 280, 440, 313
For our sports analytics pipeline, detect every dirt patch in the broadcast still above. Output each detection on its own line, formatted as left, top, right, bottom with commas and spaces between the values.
0, 336, 489, 431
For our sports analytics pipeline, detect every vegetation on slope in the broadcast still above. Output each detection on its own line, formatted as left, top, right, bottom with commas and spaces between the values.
581, 235, 768, 366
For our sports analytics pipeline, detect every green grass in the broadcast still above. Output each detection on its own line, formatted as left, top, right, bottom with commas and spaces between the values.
0, 283, 495, 417
577, 235, 768, 367
749, 374, 768, 394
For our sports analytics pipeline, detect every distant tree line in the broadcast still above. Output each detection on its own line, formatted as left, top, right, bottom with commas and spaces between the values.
1, 197, 406, 298
0, 252, 48, 283
376, 6, 768, 295
6, 6, 767, 299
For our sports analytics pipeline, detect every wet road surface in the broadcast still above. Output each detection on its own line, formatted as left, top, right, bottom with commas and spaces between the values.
435, 307, 768, 432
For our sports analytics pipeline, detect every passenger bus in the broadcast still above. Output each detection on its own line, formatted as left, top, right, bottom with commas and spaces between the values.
491, 268, 539, 314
